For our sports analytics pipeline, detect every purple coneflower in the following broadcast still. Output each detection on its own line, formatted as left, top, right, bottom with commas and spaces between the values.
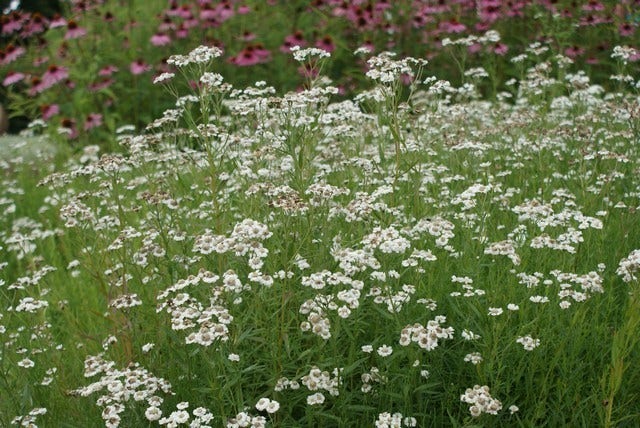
65, 20, 87, 39
2, 44, 26, 65
98, 65, 119, 77
2, 71, 25, 86
40, 104, 59, 121
315, 35, 335, 53
84, 113, 103, 131
130, 59, 151, 75
151, 32, 172, 46
41, 65, 69, 88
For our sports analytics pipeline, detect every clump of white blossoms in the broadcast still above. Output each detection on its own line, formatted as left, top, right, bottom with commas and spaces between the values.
516, 335, 541, 351
616, 249, 640, 283
167, 45, 223, 67
365, 51, 427, 84
255, 398, 280, 414
375, 412, 417, 428
460, 385, 503, 417
290, 45, 331, 62
398, 316, 454, 351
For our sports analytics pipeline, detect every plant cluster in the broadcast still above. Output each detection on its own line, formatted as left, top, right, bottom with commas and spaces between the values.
0, 38, 639, 426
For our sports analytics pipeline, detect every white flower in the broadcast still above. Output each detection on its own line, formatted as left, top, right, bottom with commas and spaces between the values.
516, 335, 540, 351
487, 307, 503, 316
377, 345, 393, 357
153, 72, 175, 84
18, 358, 35, 368
145, 406, 162, 421
361, 345, 373, 353
307, 392, 325, 406
228, 353, 240, 362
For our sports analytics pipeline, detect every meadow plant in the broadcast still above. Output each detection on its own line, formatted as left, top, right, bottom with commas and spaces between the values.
1, 40, 640, 427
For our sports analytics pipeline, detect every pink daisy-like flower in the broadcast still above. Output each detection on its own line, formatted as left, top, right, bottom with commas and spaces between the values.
65, 20, 87, 39
98, 65, 119, 77
49, 14, 67, 28
619, 23, 636, 37
28, 76, 47, 95
239, 31, 255, 42
60, 118, 78, 139
40, 104, 60, 121
3, 71, 25, 86
441, 19, 467, 33
41, 65, 69, 88
582, 0, 604, 11
237, 5, 250, 14
1, 44, 26, 65
564, 45, 585, 58
315, 35, 335, 53
280, 31, 307, 53
494, 43, 509, 55
89, 78, 115, 92
130, 59, 151, 75
2, 13, 24, 35
84, 113, 103, 131
151, 32, 172, 46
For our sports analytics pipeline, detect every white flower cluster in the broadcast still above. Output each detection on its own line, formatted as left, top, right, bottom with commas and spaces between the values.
301, 366, 342, 405
200, 72, 224, 88
398, 316, 454, 351
226, 412, 266, 428
167, 45, 223, 67
362, 226, 411, 254
290, 45, 331, 62
70, 354, 172, 428
375, 412, 417, 428
254, 398, 280, 414
460, 385, 503, 417
484, 240, 521, 265
365, 52, 427, 84
361, 366, 387, 393
617, 249, 640, 283
11, 407, 47, 427
611, 45, 638, 65
516, 335, 541, 351
369, 283, 415, 313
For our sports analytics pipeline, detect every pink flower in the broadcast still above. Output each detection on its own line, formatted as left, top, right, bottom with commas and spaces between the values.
493, 43, 509, 55
1, 44, 26, 65
280, 31, 307, 53
28, 77, 47, 95
564, 45, 585, 58
130, 60, 151, 75
3, 71, 25, 86
582, 0, 605, 11
98, 65, 119, 77
240, 31, 255, 42
41, 65, 69, 88
440, 19, 467, 33
40, 104, 59, 121
237, 5, 250, 14
619, 23, 636, 37
2, 12, 24, 35
60, 118, 78, 139
315, 35, 335, 53
230, 45, 270, 66
84, 113, 103, 131
33, 56, 49, 67
65, 20, 87, 39
89, 78, 115, 92
151, 32, 172, 46
49, 14, 67, 28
